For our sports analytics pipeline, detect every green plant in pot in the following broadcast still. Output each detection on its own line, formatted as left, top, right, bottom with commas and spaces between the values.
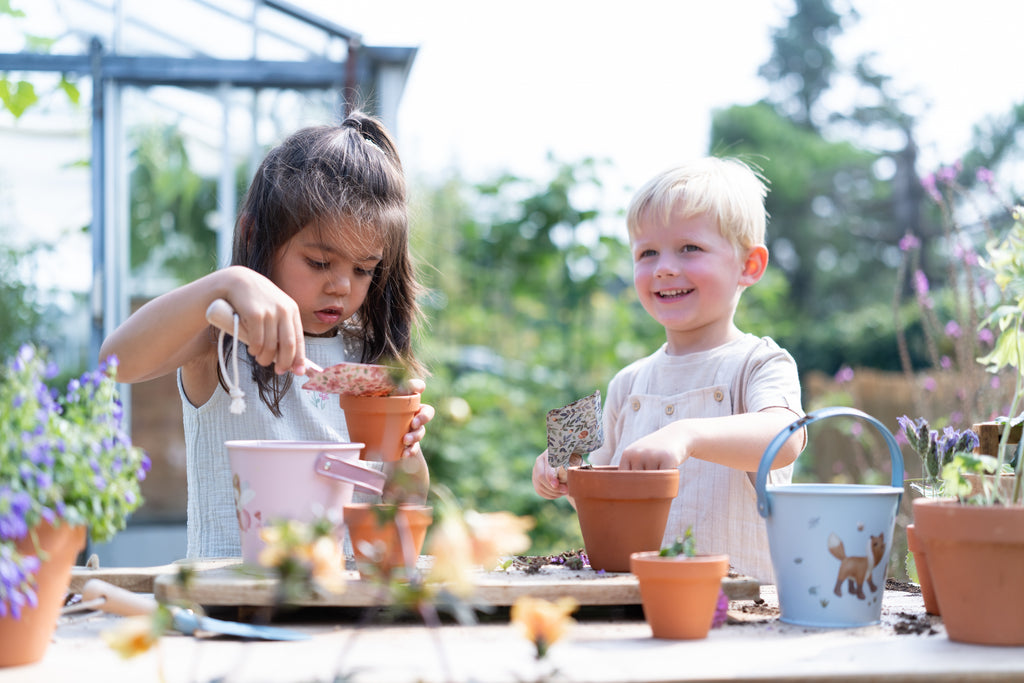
896, 416, 978, 615
629, 527, 729, 640
0, 344, 150, 666
913, 204, 1024, 645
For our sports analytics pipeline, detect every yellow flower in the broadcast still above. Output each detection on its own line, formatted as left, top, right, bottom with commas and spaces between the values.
510, 596, 578, 659
465, 511, 533, 569
309, 535, 347, 595
427, 510, 534, 597
425, 514, 476, 596
101, 614, 161, 659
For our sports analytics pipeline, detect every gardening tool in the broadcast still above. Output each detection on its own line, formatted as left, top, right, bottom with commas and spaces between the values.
755, 406, 904, 628
78, 579, 309, 640
547, 390, 604, 482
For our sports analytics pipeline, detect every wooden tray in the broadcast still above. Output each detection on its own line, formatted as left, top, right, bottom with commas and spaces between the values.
151, 558, 760, 607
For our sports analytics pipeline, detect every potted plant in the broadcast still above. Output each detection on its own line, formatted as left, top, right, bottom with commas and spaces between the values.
0, 344, 150, 666
912, 204, 1024, 646
896, 416, 978, 615
335, 360, 421, 463
629, 528, 729, 640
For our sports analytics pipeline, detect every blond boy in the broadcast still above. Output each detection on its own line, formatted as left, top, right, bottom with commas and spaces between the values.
532, 157, 804, 582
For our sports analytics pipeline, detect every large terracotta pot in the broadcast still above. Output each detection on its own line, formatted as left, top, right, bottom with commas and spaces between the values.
630, 551, 729, 639
913, 497, 1024, 645
904, 523, 939, 615
344, 503, 433, 579
0, 522, 86, 667
567, 466, 679, 573
339, 394, 420, 462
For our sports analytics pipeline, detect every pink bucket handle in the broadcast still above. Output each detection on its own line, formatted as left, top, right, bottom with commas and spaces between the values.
314, 450, 386, 496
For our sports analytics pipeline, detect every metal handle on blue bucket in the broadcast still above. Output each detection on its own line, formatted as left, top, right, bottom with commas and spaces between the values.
755, 406, 904, 518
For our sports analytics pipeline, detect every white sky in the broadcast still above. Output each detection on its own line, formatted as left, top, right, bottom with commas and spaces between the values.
306, 0, 1024, 189
2, 0, 1023, 297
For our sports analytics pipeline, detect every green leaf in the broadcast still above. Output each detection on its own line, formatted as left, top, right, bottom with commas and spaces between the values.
57, 76, 80, 105
0, 0, 26, 18
0, 79, 39, 119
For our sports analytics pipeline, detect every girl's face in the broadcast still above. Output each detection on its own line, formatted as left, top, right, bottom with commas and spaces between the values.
270, 224, 382, 336
631, 209, 763, 355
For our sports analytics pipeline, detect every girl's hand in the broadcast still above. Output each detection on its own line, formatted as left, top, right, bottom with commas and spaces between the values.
401, 379, 435, 459
532, 450, 568, 499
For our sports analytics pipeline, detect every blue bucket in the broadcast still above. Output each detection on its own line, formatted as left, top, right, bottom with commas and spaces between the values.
756, 407, 904, 627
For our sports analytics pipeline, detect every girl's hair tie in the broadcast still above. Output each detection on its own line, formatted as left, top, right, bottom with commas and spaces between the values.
217, 314, 246, 414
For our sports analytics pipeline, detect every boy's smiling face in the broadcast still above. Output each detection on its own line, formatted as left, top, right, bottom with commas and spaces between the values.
631, 208, 766, 355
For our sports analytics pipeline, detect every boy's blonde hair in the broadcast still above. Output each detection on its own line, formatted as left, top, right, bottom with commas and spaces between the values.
626, 157, 768, 252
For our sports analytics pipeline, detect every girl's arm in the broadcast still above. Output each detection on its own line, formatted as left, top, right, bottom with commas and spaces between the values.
99, 266, 308, 386
618, 407, 804, 472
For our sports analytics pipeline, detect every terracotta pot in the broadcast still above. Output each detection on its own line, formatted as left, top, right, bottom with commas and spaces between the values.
913, 497, 1024, 645
630, 551, 728, 639
338, 394, 420, 462
567, 466, 679, 572
905, 523, 939, 615
0, 522, 86, 667
344, 503, 433, 579
964, 473, 1018, 500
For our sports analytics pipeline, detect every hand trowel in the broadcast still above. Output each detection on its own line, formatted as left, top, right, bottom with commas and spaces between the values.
547, 390, 604, 483
80, 579, 310, 641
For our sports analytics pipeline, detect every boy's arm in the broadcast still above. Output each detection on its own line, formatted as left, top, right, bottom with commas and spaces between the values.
99, 266, 306, 384
618, 406, 803, 472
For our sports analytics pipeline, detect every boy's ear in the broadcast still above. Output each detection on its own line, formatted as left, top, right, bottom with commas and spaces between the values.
739, 245, 769, 285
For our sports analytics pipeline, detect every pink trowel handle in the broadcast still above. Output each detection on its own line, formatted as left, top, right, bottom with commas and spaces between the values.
205, 298, 323, 373
314, 450, 386, 495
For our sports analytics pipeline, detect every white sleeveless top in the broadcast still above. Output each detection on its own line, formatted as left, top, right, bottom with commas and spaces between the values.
588, 334, 803, 583
179, 334, 381, 558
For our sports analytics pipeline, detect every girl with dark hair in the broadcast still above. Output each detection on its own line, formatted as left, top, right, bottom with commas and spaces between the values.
101, 111, 434, 558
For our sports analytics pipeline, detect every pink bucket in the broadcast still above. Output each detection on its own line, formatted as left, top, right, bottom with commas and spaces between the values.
226, 440, 386, 564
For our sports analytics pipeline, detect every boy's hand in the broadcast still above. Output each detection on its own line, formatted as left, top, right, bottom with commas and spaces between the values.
619, 429, 687, 470
401, 379, 435, 459
532, 450, 568, 499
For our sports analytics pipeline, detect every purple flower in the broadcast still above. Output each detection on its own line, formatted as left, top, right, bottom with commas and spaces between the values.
941, 355, 952, 370
711, 589, 729, 628
922, 376, 937, 392
944, 321, 961, 339
921, 174, 942, 203
977, 167, 994, 187
899, 233, 921, 251
913, 270, 933, 309
834, 365, 854, 384
937, 164, 958, 184
978, 328, 995, 345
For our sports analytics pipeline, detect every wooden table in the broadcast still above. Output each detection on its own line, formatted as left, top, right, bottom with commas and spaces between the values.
7, 564, 1024, 683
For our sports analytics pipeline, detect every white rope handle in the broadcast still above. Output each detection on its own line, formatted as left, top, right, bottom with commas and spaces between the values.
216, 313, 246, 414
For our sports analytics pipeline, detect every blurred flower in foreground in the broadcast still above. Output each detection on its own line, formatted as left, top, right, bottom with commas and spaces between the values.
259, 515, 347, 599
511, 596, 578, 660
101, 608, 170, 659
428, 507, 533, 597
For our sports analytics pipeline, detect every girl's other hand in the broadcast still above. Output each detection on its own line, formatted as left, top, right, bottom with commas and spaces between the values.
401, 379, 434, 459
532, 451, 568, 499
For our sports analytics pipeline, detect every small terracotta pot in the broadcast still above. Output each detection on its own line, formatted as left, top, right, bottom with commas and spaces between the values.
913, 497, 1024, 645
905, 523, 939, 615
344, 503, 433, 579
0, 522, 86, 667
339, 394, 420, 462
631, 551, 729, 639
568, 466, 679, 572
